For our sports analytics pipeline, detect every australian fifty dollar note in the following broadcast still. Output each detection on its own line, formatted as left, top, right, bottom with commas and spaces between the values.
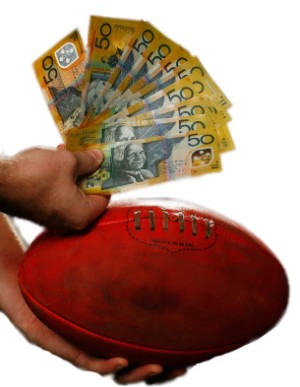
33, 30, 86, 139
66, 127, 221, 194
80, 16, 140, 118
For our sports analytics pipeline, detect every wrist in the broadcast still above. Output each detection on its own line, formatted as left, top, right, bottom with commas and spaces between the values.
0, 157, 21, 216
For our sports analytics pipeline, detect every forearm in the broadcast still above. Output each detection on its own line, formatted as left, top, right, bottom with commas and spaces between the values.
0, 152, 41, 220
0, 213, 25, 262
0, 213, 25, 314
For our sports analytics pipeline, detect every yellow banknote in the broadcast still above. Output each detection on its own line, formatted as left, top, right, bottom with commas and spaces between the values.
116, 98, 234, 151
123, 96, 230, 125
116, 115, 230, 152
114, 56, 201, 107
33, 30, 86, 139
66, 128, 221, 194
86, 21, 180, 121
110, 56, 223, 113
90, 73, 223, 125
82, 20, 150, 121
130, 115, 232, 152
216, 124, 235, 151
116, 53, 230, 111
116, 46, 191, 101
34, 15, 234, 183
66, 114, 217, 151
80, 16, 140, 117
111, 46, 188, 106
107, 23, 181, 103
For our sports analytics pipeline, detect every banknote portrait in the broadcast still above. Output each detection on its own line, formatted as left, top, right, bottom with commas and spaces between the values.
102, 143, 154, 189
102, 120, 177, 144
102, 124, 137, 143
114, 125, 136, 142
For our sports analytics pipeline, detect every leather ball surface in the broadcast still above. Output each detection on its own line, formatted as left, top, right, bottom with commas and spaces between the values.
18, 199, 289, 367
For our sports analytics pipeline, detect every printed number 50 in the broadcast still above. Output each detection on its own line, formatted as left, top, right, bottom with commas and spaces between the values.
42, 56, 58, 85
188, 134, 201, 146
188, 133, 214, 147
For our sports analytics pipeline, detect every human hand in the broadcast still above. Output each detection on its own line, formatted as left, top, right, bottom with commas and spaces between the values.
114, 365, 187, 385
0, 147, 109, 232
0, 214, 187, 384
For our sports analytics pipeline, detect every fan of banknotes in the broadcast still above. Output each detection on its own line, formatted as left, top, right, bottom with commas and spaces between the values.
34, 16, 234, 194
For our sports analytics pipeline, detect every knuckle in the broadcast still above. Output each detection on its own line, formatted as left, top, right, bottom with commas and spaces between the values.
65, 151, 79, 170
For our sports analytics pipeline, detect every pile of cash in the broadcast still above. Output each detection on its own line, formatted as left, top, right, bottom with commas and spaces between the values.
34, 16, 234, 194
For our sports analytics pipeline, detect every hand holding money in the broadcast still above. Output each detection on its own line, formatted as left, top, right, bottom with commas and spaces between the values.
34, 15, 234, 194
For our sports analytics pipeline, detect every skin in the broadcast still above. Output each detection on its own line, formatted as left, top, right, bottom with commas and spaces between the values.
0, 147, 187, 384
0, 147, 109, 233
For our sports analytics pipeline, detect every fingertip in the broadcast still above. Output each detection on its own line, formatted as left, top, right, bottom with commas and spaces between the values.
148, 364, 164, 374
79, 194, 110, 228
97, 358, 129, 376
86, 149, 104, 164
114, 358, 130, 372
114, 364, 164, 385
88, 194, 110, 214
73, 149, 104, 177
146, 367, 187, 384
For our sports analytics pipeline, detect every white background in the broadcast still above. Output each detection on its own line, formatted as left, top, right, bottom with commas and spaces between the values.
0, 0, 299, 386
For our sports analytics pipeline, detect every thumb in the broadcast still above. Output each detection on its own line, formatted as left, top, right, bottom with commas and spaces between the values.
70, 194, 110, 231
73, 149, 104, 176
85, 194, 111, 223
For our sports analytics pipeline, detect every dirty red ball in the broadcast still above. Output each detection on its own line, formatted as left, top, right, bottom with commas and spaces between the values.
18, 199, 289, 367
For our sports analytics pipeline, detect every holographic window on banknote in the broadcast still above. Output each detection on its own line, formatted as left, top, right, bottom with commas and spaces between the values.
191, 148, 213, 167
55, 43, 79, 68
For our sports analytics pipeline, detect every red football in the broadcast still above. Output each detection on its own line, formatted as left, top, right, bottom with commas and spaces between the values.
18, 199, 288, 367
